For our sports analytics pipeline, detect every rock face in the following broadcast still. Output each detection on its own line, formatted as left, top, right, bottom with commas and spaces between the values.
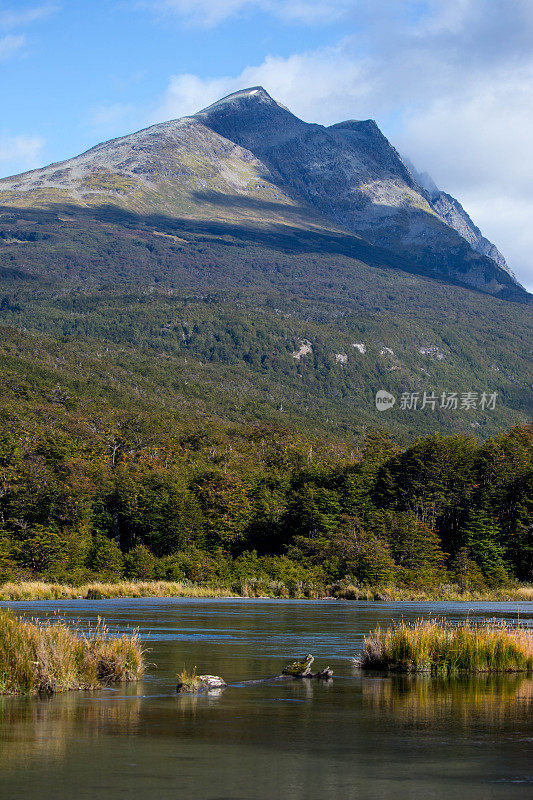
197, 88, 523, 298
0, 86, 526, 300
429, 190, 514, 277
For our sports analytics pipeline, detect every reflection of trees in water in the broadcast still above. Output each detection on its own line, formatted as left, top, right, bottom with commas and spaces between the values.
362, 673, 533, 725
0, 689, 142, 767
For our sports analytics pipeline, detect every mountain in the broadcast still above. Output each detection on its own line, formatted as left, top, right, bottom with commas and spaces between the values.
0, 87, 531, 442
0, 86, 526, 300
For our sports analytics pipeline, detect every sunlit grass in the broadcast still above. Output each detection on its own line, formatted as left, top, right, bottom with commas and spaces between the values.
0, 610, 144, 694
176, 666, 203, 692
0, 581, 236, 601
357, 619, 533, 674
0, 580, 531, 602
334, 584, 533, 602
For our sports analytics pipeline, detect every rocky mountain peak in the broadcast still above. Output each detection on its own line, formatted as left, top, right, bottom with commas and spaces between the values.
0, 87, 527, 300
198, 86, 280, 113
194, 86, 309, 152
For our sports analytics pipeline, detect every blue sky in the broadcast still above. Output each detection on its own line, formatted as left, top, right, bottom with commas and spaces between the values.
1, 0, 532, 290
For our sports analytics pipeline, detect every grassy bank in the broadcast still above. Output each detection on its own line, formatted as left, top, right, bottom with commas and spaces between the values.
0, 581, 238, 602
0, 580, 531, 602
0, 610, 144, 694
358, 620, 533, 674
334, 584, 533, 602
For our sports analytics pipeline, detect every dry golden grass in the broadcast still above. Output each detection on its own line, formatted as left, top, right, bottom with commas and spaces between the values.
176, 666, 203, 692
0, 581, 236, 601
0, 610, 144, 694
0, 580, 531, 602
357, 619, 533, 674
334, 584, 533, 602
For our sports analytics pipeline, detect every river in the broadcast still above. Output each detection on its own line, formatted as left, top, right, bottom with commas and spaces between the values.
0, 599, 531, 799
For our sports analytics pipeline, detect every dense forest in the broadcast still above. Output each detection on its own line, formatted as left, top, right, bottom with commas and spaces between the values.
0, 377, 530, 590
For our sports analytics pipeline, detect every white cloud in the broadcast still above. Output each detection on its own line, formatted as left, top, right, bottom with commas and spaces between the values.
460, 194, 533, 293
0, 134, 45, 176
0, 33, 24, 59
142, 0, 353, 27
0, 3, 59, 29
151, 47, 371, 124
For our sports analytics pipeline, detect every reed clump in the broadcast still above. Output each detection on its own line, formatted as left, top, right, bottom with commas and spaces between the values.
176, 666, 203, 692
0, 610, 144, 694
358, 619, 533, 674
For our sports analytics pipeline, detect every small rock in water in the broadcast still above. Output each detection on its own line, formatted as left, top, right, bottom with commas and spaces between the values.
176, 674, 227, 692
314, 667, 333, 679
198, 674, 227, 689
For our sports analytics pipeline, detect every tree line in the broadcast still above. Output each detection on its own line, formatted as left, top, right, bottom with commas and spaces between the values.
0, 409, 530, 591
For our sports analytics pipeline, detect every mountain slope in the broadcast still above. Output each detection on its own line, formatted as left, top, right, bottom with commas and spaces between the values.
0, 87, 531, 442
0, 86, 527, 300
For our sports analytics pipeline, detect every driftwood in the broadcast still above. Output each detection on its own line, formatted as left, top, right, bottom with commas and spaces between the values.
300, 667, 333, 680
281, 655, 333, 680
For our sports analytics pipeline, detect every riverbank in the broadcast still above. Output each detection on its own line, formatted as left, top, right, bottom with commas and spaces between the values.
0, 609, 144, 694
0, 580, 532, 602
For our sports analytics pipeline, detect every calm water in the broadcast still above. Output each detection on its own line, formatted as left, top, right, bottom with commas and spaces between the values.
0, 599, 532, 800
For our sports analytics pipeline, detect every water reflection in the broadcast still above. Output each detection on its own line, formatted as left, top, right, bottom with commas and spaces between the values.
362, 672, 533, 725
0, 690, 142, 768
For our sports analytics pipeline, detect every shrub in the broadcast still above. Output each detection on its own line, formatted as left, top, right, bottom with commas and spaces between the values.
87, 535, 124, 579
124, 544, 155, 580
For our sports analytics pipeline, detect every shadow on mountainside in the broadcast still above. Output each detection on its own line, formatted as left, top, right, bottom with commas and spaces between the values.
0, 201, 530, 303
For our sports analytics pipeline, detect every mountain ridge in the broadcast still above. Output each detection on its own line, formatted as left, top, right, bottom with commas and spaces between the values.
0, 86, 527, 300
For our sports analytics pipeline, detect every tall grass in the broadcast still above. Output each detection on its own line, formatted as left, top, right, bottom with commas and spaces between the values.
0, 580, 531, 602
358, 619, 533, 674
334, 584, 533, 602
0, 581, 237, 601
176, 666, 203, 692
0, 610, 144, 694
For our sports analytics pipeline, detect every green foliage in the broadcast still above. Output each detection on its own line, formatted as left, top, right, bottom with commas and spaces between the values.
124, 544, 155, 579
450, 547, 486, 592
460, 509, 509, 586
0, 330, 530, 593
88, 535, 124, 579
0, 530, 16, 581
16, 524, 70, 574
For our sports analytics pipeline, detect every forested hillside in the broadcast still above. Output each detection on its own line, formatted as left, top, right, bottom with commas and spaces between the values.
0, 327, 530, 590
0, 205, 531, 440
